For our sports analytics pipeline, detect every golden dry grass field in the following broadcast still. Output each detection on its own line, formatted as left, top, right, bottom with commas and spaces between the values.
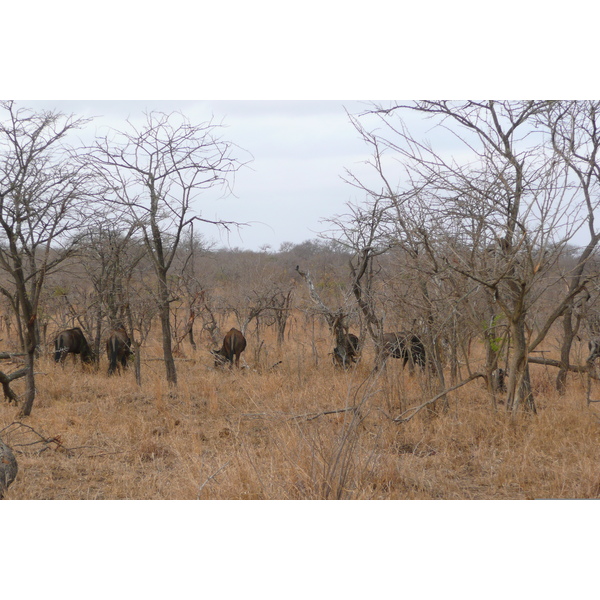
2, 322, 600, 500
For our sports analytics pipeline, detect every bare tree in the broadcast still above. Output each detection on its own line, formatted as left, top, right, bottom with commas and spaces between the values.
540, 101, 600, 392
0, 102, 94, 416
295, 265, 359, 367
346, 100, 595, 414
89, 111, 248, 386
80, 216, 146, 360
272, 288, 294, 346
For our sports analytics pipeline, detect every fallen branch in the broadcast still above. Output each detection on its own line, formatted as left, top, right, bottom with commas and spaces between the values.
0, 366, 28, 404
142, 358, 196, 362
527, 356, 589, 373
1, 422, 120, 457
1, 421, 64, 453
292, 406, 358, 421
393, 372, 486, 423
0, 352, 27, 360
527, 356, 600, 381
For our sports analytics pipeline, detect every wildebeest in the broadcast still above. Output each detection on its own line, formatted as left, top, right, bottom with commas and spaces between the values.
211, 328, 247, 368
106, 326, 133, 376
491, 367, 507, 392
54, 327, 94, 365
333, 333, 360, 368
381, 331, 426, 370
587, 338, 600, 363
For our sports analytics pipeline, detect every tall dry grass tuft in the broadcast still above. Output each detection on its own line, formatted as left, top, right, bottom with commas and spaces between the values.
1, 325, 600, 499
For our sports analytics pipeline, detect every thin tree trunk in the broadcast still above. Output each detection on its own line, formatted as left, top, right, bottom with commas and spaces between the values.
557, 310, 575, 394
506, 316, 536, 414
159, 295, 177, 387
19, 319, 37, 417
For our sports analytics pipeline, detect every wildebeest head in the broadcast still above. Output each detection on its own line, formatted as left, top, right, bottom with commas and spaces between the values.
106, 326, 133, 376
381, 331, 426, 370
54, 327, 94, 365
211, 328, 247, 368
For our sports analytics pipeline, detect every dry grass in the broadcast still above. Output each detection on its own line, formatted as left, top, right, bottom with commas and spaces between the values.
2, 328, 600, 500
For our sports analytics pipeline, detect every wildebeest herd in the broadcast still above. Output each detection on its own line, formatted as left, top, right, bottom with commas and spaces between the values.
54, 325, 133, 376
52, 325, 250, 374
333, 330, 427, 370
52, 323, 429, 374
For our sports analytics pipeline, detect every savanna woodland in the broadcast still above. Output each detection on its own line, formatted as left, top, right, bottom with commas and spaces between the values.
3, 100, 600, 500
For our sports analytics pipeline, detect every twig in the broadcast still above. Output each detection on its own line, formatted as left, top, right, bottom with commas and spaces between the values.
142, 358, 197, 362
292, 406, 358, 422
197, 461, 231, 499
393, 372, 486, 423
2, 421, 64, 452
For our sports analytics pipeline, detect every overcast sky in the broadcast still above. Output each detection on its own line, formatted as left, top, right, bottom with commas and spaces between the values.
20, 99, 386, 251
15, 98, 600, 254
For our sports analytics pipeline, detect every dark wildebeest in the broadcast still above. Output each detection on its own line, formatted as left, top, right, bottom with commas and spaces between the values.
54, 327, 94, 365
491, 368, 507, 392
587, 338, 600, 363
381, 331, 426, 370
106, 326, 133, 376
333, 333, 360, 368
211, 328, 247, 368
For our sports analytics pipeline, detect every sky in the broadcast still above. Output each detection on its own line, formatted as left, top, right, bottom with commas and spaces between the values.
20, 99, 383, 251
17, 98, 600, 255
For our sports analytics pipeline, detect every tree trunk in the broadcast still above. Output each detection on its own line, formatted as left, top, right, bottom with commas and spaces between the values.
158, 274, 177, 387
506, 316, 536, 414
556, 310, 575, 395
187, 307, 197, 351
19, 319, 37, 417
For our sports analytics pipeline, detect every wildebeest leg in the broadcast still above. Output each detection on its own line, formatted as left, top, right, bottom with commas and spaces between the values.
108, 345, 116, 375
58, 349, 68, 367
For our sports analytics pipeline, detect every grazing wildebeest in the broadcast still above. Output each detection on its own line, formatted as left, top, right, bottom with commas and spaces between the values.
54, 327, 94, 365
211, 328, 247, 368
106, 326, 133, 376
381, 331, 426, 370
587, 338, 600, 363
0, 436, 17, 500
333, 333, 360, 368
